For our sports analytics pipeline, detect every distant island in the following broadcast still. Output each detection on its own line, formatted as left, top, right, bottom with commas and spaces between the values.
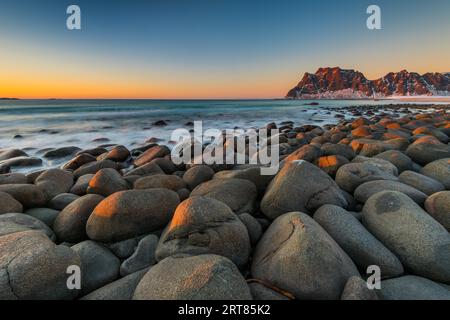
0, 97, 20, 100
287, 67, 450, 99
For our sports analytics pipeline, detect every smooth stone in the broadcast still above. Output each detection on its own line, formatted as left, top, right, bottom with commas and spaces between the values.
134, 145, 170, 167
25, 208, 60, 228
71, 240, 120, 295
313, 205, 404, 278
340, 276, 379, 300
374, 150, 413, 173
321, 143, 356, 160
0, 149, 28, 161
0, 230, 80, 300
87, 168, 129, 197
53, 194, 104, 243
0, 173, 27, 185
86, 189, 179, 242
354, 180, 427, 205
399, 171, 445, 196
120, 234, 158, 276
134, 174, 186, 191
251, 212, 359, 300
421, 158, 450, 189
239, 213, 263, 245
0, 156, 42, 168
335, 161, 398, 193
73, 160, 119, 179
248, 283, 290, 300
156, 196, 251, 269
183, 165, 214, 190
213, 166, 275, 195
124, 162, 164, 177
70, 174, 94, 195
425, 191, 450, 231
43, 146, 81, 158
48, 193, 80, 210
80, 268, 148, 300
133, 254, 252, 300
62, 153, 97, 171
34, 169, 74, 200
379, 276, 450, 300
191, 178, 257, 214
0, 191, 23, 214
406, 140, 450, 166
107, 238, 139, 259
0, 213, 55, 240
261, 160, 347, 219
362, 191, 450, 284
105, 145, 130, 162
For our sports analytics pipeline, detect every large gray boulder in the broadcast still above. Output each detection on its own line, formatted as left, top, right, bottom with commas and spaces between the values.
363, 191, 450, 283
87, 168, 129, 197
80, 268, 148, 300
191, 178, 257, 214
86, 189, 179, 242
0, 213, 55, 240
261, 160, 347, 219
53, 194, 105, 243
425, 191, 450, 231
0, 184, 47, 208
251, 212, 359, 300
156, 197, 250, 269
71, 240, 120, 295
120, 234, 158, 276
314, 205, 403, 278
133, 254, 252, 300
340, 276, 379, 300
0, 230, 80, 300
354, 180, 427, 205
421, 158, 450, 189
0, 191, 23, 214
35, 169, 74, 200
399, 171, 445, 196
379, 276, 450, 300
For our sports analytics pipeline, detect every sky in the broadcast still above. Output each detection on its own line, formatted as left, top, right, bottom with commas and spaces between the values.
0, 0, 449, 99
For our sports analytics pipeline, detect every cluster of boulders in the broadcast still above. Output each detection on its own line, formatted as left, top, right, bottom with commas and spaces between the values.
1, 108, 450, 300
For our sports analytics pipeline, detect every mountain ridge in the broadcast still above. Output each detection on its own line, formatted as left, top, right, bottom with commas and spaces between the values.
286, 67, 450, 99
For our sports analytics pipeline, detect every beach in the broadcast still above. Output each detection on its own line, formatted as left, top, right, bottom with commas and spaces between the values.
0, 101, 450, 300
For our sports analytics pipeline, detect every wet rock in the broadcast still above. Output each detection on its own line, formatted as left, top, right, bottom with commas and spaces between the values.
134, 145, 170, 167
0, 149, 28, 161
104, 145, 130, 162
374, 150, 413, 173
0, 156, 42, 168
107, 238, 139, 259
0, 173, 27, 185
73, 160, 119, 179
35, 169, 74, 200
406, 139, 450, 166
124, 162, 164, 177
62, 153, 96, 171
43, 146, 81, 159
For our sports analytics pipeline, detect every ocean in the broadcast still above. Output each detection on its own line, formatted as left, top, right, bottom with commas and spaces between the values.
0, 99, 447, 170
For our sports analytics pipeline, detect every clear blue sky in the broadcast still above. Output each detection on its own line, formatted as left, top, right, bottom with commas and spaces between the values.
1, 0, 449, 98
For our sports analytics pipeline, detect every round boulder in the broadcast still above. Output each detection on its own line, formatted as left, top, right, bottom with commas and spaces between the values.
354, 180, 427, 205
251, 212, 359, 300
86, 189, 179, 242
87, 168, 129, 197
362, 191, 450, 283
425, 191, 450, 231
134, 174, 186, 191
133, 254, 252, 300
156, 197, 251, 269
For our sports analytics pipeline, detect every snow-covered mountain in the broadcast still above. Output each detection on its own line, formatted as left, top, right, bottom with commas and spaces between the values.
286, 67, 450, 99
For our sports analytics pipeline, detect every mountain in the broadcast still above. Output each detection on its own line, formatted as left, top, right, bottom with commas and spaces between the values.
286, 67, 450, 99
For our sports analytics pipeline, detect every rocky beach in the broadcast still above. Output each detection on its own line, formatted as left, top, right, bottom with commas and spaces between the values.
1, 103, 450, 300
